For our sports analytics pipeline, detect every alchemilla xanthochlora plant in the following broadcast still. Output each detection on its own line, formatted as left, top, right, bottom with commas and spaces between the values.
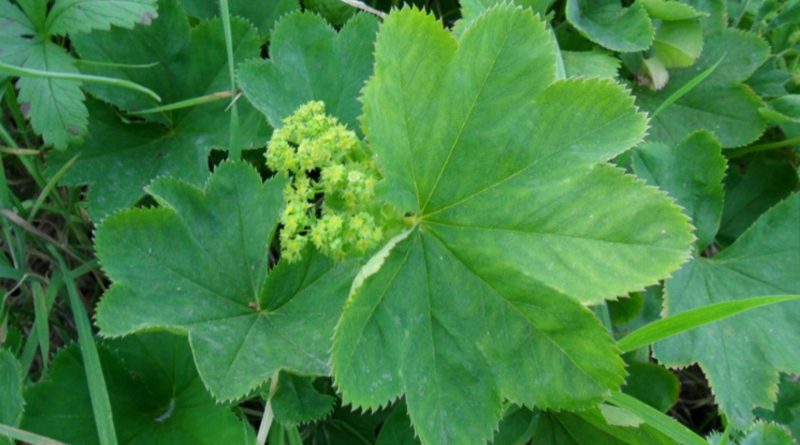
1, 0, 799, 444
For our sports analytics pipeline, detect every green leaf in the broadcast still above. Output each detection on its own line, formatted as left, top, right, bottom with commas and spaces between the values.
48, 0, 267, 219
95, 162, 358, 401
761, 95, 800, 124
748, 59, 791, 98
45, 0, 158, 35
653, 19, 703, 68
621, 361, 680, 413
0, 349, 23, 445
21, 333, 252, 445
455, 0, 556, 33
304, 0, 356, 26
605, 392, 708, 445
654, 193, 800, 428
333, 7, 693, 445
681, 0, 726, 32
562, 50, 621, 78
238, 12, 378, 132
375, 403, 420, 445
631, 131, 725, 249
565, 0, 655, 52
532, 407, 677, 445
635, 29, 770, 148
272, 373, 335, 426
741, 423, 797, 445
640, 0, 706, 20
755, 375, 800, 440
718, 158, 798, 244
180, 0, 299, 38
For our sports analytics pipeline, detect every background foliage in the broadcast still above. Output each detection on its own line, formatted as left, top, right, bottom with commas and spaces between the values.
0, 0, 799, 444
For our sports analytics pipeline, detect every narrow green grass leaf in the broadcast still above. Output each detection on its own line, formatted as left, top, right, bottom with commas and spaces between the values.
0, 61, 161, 102
618, 295, 800, 353
0, 424, 66, 445
218, 0, 241, 160
32, 282, 50, 372
650, 55, 724, 118
605, 392, 708, 445
127, 91, 232, 115
27, 154, 78, 223
49, 248, 118, 445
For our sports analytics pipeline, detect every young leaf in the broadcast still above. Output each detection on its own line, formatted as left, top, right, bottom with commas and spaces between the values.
48, 0, 267, 219
622, 360, 680, 413
0, 349, 23, 445
238, 12, 378, 132
21, 333, 252, 445
654, 193, 800, 428
95, 162, 359, 401
635, 29, 769, 148
653, 19, 703, 68
640, 0, 706, 20
631, 131, 725, 250
45, 0, 158, 35
333, 6, 693, 445
180, 0, 298, 38
565, 0, 655, 52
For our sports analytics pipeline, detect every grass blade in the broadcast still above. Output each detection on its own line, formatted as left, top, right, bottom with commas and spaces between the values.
0, 61, 161, 102
617, 294, 800, 353
128, 91, 232, 115
27, 154, 79, 223
606, 392, 708, 445
651, 55, 724, 118
0, 424, 67, 445
32, 282, 50, 372
218, 0, 241, 161
49, 247, 118, 445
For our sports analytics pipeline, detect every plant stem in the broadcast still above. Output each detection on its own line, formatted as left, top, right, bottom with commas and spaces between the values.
256, 370, 281, 445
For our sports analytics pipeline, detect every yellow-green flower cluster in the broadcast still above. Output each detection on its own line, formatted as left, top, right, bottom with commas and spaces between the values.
268, 101, 384, 262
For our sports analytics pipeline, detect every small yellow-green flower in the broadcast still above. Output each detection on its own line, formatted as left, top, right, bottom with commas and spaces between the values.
267, 101, 388, 262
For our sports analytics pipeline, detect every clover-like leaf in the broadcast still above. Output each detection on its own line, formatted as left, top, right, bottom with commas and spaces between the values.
635, 29, 769, 148
48, 0, 267, 219
654, 193, 800, 428
631, 131, 725, 250
565, 0, 655, 52
95, 162, 358, 401
332, 6, 694, 445
21, 333, 252, 445
238, 11, 378, 132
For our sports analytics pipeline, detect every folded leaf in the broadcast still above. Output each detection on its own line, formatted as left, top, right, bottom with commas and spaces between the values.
333, 7, 693, 445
